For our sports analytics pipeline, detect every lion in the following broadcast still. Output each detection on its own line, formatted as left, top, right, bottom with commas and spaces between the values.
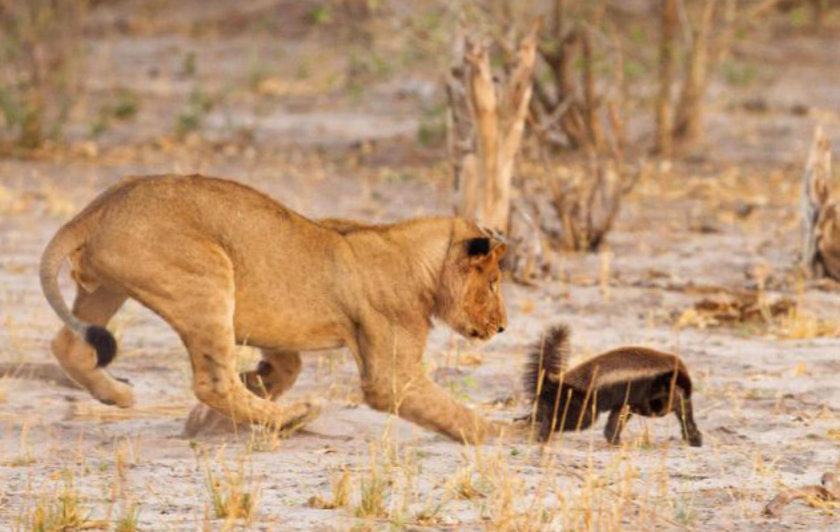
40, 174, 508, 444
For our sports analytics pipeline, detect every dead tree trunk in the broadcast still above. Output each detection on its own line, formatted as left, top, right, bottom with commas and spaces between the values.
801, 125, 832, 276
656, 0, 678, 156
674, 0, 717, 143
447, 20, 539, 233
651, 0, 780, 153
446, 32, 481, 221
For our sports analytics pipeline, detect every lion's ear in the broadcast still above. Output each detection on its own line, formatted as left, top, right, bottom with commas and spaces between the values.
490, 243, 507, 260
464, 238, 507, 265
465, 237, 491, 257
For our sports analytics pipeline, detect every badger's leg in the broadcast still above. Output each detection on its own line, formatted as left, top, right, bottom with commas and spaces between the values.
538, 416, 554, 442
604, 405, 632, 445
50, 286, 133, 407
674, 388, 702, 447
573, 393, 600, 431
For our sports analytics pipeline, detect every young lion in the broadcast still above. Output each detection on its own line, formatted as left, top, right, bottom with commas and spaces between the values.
40, 175, 508, 444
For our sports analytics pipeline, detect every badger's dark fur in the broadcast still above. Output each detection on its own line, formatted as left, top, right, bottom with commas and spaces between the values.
524, 324, 702, 446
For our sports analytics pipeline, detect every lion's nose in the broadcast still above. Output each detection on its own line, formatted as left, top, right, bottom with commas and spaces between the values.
498, 326, 505, 333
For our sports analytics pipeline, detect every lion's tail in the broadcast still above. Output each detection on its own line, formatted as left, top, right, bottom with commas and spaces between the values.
523, 323, 571, 399
39, 218, 117, 367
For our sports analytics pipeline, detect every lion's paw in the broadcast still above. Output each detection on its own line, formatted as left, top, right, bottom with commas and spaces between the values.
279, 400, 322, 435
95, 379, 135, 409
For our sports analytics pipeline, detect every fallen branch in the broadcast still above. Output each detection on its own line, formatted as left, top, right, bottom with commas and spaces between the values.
764, 471, 840, 517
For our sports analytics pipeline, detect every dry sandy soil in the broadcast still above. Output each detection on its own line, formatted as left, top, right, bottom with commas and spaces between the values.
2, 1, 840, 530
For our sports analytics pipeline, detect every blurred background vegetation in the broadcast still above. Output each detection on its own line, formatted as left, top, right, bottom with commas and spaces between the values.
3, 0, 838, 275
0, 0, 834, 152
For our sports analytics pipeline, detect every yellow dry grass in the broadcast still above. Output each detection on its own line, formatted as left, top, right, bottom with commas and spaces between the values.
773, 307, 840, 339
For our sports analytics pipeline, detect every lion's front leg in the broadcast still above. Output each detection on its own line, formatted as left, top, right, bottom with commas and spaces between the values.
363, 373, 500, 444
357, 325, 499, 445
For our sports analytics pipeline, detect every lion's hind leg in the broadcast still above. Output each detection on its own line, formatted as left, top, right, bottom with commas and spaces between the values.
242, 350, 303, 400
154, 265, 317, 435
50, 285, 134, 407
183, 327, 317, 434
183, 349, 304, 437
96, 232, 317, 437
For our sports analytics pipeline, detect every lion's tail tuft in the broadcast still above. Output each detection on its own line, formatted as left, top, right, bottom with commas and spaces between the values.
40, 221, 118, 368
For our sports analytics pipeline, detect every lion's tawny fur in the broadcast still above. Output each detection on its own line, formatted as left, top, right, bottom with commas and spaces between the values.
41, 174, 508, 443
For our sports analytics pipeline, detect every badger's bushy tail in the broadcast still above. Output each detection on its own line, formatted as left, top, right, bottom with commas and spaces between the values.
524, 323, 571, 399
40, 221, 117, 367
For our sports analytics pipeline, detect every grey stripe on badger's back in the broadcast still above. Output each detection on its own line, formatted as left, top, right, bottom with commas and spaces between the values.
563, 348, 691, 395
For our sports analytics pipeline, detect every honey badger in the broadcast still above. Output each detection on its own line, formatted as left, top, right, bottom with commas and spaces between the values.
524, 324, 702, 446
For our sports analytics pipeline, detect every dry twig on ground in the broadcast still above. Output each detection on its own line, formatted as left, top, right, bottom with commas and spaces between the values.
764, 471, 840, 517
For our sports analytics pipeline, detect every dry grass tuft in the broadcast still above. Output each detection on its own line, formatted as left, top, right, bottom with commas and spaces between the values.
773, 307, 840, 339
114, 503, 141, 532
354, 443, 389, 518
204, 453, 260, 523
15, 472, 94, 532
247, 422, 284, 453
5, 420, 35, 467
480, 451, 527, 529
308, 466, 351, 510
446, 464, 486, 501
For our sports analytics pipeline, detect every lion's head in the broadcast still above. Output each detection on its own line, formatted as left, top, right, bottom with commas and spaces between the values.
436, 233, 508, 341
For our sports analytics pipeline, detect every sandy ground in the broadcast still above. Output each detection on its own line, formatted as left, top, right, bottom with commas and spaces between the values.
2, 158, 840, 531
2, 1, 840, 530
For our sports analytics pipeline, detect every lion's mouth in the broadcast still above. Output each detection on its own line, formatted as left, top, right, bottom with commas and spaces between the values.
469, 328, 493, 340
